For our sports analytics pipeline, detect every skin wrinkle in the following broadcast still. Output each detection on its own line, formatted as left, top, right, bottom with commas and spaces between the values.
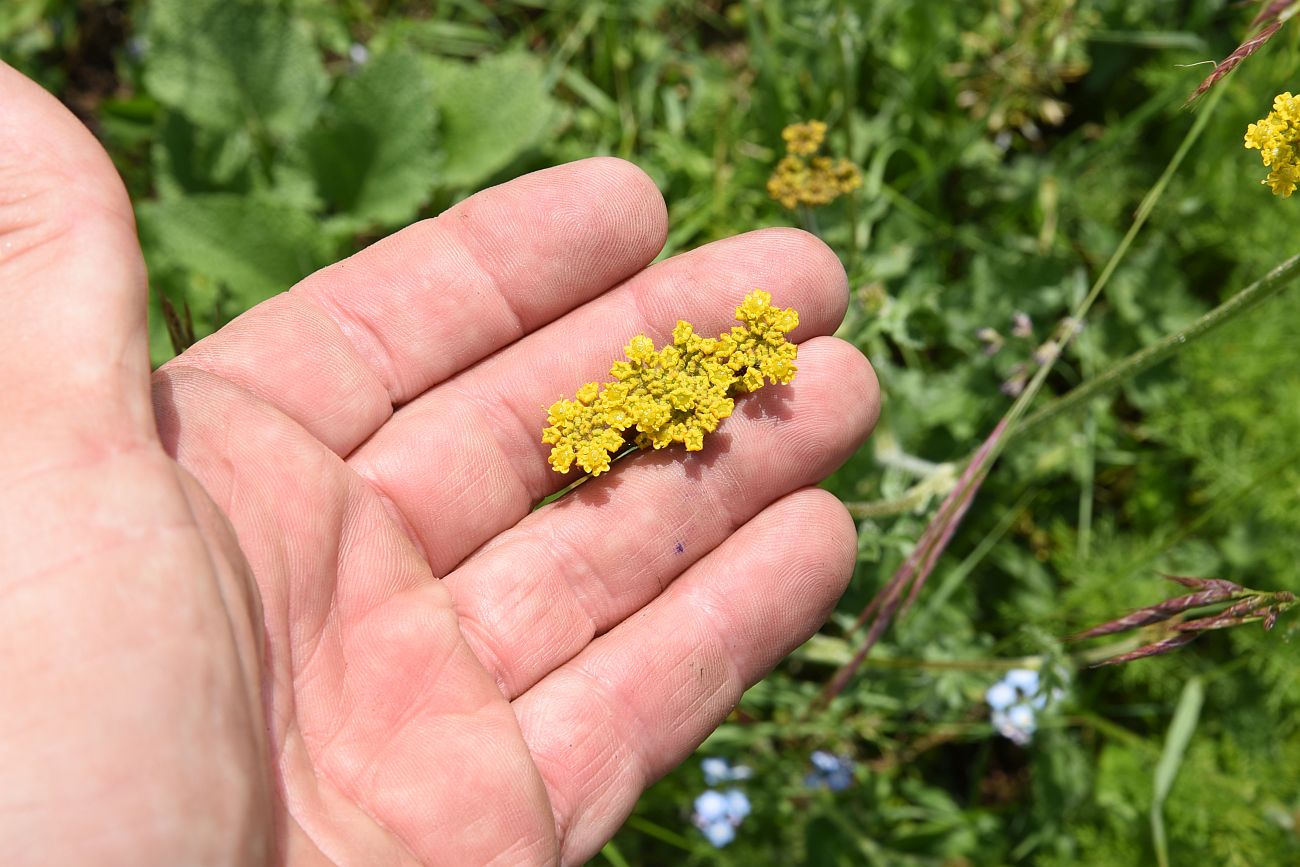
452, 378, 558, 504
351, 394, 532, 574
301, 285, 410, 406
0, 430, 156, 503
452, 606, 515, 698
549, 672, 649, 860
0, 209, 68, 274
452, 573, 548, 690
363, 484, 431, 565
0, 522, 198, 606
168, 293, 393, 457
674, 588, 747, 696
526, 669, 633, 851
620, 519, 686, 597
313, 732, 427, 867
527, 524, 604, 634
450, 159, 665, 322
482, 830, 555, 867
436, 437, 512, 516
339, 719, 496, 866
154, 367, 257, 515
442, 214, 530, 340
273, 726, 350, 866
277, 294, 392, 419
1, 202, 141, 352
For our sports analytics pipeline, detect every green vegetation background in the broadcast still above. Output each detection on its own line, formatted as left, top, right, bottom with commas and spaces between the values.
5, 0, 1298, 863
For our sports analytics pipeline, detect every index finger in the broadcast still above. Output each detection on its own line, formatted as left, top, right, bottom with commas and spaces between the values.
160, 158, 668, 455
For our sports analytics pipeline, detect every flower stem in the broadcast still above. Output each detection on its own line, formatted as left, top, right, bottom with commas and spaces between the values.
1010, 250, 1300, 441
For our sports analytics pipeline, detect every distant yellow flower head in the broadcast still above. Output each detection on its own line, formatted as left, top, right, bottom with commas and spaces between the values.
782, 120, 827, 156
541, 291, 799, 476
768, 121, 861, 210
1245, 91, 1300, 197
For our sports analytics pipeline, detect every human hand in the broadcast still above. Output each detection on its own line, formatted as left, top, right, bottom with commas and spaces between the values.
0, 63, 878, 865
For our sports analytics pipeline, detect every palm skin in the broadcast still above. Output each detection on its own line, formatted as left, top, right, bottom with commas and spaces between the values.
0, 63, 879, 866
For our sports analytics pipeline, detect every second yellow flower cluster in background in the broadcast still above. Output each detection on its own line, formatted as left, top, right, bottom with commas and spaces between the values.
767, 120, 862, 209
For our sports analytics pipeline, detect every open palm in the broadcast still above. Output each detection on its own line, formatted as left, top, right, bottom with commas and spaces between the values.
0, 65, 878, 865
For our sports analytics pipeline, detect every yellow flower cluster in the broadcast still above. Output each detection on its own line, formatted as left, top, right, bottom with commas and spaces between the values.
542, 291, 799, 476
1244, 92, 1300, 197
767, 121, 862, 209
782, 119, 827, 156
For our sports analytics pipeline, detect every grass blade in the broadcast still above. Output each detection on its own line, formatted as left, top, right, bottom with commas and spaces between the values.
1152, 676, 1205, 867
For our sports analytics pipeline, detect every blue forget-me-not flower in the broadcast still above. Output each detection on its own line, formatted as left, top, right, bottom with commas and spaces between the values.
692, 788, 751, 848
700, 756, 753, 787
804, 750, 855, 791
985, 667, 1066, 745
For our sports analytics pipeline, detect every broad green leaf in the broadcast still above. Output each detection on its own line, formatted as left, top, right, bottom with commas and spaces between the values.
301, 49, 439, 229
429, 51, 557, 188
143, 0, 327, 140
138, 194, 336, 307
152, 113, 257, 198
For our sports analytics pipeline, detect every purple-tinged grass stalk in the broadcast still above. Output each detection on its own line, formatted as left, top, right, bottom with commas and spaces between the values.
818, 419, 1007, 706
1077, 580, 1297, 667
1175, 592, 1295, 632
1186, 1, 1297, 105
1092, 633, 1201, 667
1252, 0, 1300, 28
1068, 575, 1244, 641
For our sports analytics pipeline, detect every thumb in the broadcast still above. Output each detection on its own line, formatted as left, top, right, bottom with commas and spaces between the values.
0, 61, 153, 453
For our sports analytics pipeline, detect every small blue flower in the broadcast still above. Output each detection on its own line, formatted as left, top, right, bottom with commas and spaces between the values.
805, 750, 855, 791
692, 788, 751, 849
985, 666, 1069, 746
700, 756, 752, 786
992, 704, 1036, 745
985, 680, 1017, 711
693, 790, 729, 824
1004, 668, 1040, 695
701, 820, 735, 847
701, 757, 730, 786
724, 789, 751, 821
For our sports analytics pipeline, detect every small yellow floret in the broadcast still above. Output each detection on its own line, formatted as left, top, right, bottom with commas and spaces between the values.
540, 291, 800, 476
782, 120, 827, 156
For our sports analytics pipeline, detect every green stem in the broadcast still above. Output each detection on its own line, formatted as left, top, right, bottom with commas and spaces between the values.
1012, 250, 1300, 441
995, 87, 1223, 443
843, 468, 957, 519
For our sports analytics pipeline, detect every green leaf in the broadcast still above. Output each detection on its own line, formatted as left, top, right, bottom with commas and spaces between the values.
138, 194, 336, 307
143, 0, 328, 139
301, 49, 440, 229
152, 113, 257, 198
1151, 675, 1204, 867
429, 51, 557, 189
